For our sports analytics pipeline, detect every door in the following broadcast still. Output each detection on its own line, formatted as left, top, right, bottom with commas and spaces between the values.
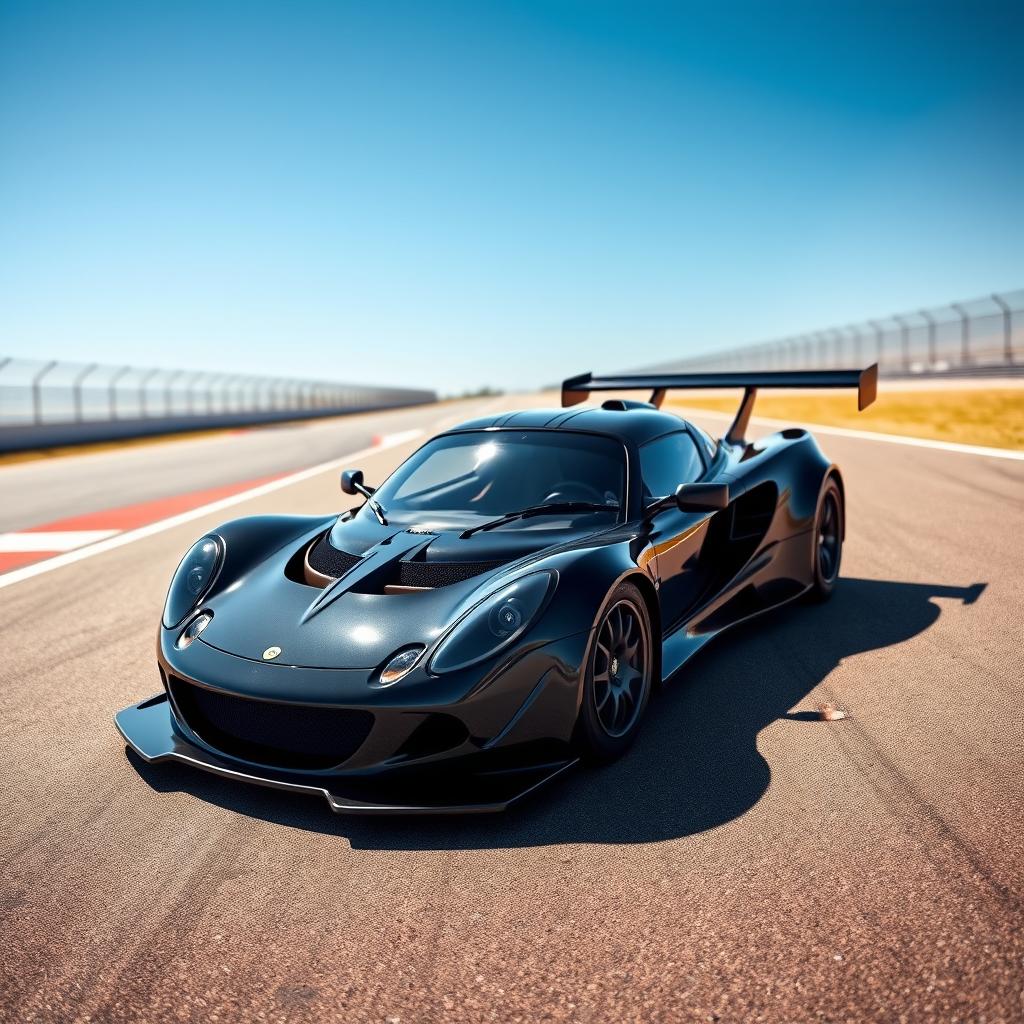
638, 431, 718, 630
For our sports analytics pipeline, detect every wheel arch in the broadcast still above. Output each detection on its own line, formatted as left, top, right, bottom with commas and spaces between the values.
570, 563, 663, 713
824, 466, 846, 539
624, 571, 663, 686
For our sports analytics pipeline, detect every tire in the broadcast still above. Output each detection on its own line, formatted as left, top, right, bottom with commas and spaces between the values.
575, 581, 654, 763
808, 478, 843, 602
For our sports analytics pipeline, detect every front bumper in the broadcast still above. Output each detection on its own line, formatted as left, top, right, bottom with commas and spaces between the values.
116, 693, 579, 814
117, 626, 591, 814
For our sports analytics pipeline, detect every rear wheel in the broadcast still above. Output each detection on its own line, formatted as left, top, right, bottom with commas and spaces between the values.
575, 582, 654, 763
808, 478, 843, 602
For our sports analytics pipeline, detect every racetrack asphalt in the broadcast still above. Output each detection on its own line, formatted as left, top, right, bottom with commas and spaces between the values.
1, 393, 1022, 1023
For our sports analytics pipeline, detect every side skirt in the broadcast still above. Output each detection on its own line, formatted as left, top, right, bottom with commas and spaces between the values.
660, 581, 812, 682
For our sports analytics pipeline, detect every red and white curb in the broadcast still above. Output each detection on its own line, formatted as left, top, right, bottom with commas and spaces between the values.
370, 428, 425, 448
0, 529, 119, 572
0, 428, 424, 590
0, 477, 284, 575
0, 530, 120, 552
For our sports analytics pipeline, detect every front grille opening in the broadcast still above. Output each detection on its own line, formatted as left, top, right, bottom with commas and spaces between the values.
392, 714, 470, 762
167, 675, 374, 771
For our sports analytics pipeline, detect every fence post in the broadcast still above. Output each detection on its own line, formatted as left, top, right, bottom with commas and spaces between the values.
139, 368, 160, 417
991, 293, 1013, 365
242, 376, 258, 412
108, 366, 132, 420
223, 375, 243, 413
0, 357, 10, 423
31, 360, 59, 425
950, 304, 970, 367
868, 320, 885, 367
72, 363, 98, 422
847, 326, 862, 366
164, 370, 184, 416
919, 310, 936, 368
894, 316, 911, 372
206, 374, 223, 414
185, 372, 205, 415
832, 329, 845, 367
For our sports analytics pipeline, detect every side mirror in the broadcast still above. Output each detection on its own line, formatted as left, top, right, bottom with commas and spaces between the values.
674, 482, 730, 512
341, 469, 367, 496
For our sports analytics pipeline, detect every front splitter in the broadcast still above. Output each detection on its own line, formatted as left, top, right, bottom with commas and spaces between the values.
115, 693, 578, 815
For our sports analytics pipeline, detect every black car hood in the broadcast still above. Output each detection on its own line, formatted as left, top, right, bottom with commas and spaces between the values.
197, 512, 612, 671
325, 509, 606, 563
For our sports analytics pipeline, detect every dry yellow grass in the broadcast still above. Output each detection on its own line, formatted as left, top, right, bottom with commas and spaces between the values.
668, 388, 1024, 450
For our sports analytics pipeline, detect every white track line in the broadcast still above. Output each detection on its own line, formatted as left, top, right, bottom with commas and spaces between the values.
0, 430, 424, 591
373, 428, 426, 447
674, 406, 1024, 461
0, 530, 121, 552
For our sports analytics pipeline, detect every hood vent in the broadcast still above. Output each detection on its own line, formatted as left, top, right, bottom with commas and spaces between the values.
395, 559, 503, 589
306, 537, 362, 580
302, 535, 503, 591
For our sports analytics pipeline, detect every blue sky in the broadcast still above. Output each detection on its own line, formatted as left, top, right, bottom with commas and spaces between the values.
1, 0, 1021, 393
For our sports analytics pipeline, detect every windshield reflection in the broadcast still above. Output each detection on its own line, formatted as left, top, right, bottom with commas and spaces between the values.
365, 430, 626, 529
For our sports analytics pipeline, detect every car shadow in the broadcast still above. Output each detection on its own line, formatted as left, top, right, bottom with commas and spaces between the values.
127, 576, 985, 849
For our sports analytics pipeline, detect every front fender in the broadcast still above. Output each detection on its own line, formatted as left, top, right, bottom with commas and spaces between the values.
518, 536, 655, 644
204, 515, 335, 601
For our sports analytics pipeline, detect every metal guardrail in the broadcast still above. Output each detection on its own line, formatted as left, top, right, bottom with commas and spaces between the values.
632, 289, 1024, 376
0, 358, 435, 427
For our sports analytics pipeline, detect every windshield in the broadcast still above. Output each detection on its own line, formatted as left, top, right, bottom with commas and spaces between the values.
368, 430, 626, 525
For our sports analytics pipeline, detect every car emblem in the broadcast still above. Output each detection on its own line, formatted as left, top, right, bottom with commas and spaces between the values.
610, 656, 619, 677
262, 646, 282, 661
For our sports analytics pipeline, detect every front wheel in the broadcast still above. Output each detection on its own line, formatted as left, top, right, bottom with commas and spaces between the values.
575, 582, 654, 763
808, 478, 843, 602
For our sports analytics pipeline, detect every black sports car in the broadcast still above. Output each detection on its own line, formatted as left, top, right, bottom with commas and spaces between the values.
117, 366, 878, 814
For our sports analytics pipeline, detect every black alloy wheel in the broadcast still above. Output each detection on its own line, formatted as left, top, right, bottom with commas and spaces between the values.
576, 581, 654, 762
809, 478, 843, 601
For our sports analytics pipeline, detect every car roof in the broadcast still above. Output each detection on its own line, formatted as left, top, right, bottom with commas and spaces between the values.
446, 403, 701, 445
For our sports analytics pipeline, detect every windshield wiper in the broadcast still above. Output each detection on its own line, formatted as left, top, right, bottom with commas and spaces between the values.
460, 501, 618, 539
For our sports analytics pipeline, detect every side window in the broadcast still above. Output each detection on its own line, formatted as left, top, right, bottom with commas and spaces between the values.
691, 425, 718, 461
638, 432, 704, 500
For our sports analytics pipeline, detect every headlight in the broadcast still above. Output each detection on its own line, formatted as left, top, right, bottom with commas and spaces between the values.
163, 536, 223, 628
374, 645, 426, 688
176, 611, 213, 650
429, 571, 556, 674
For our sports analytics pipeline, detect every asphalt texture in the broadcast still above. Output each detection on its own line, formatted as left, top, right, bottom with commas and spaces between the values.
1, 394, 1022, 1023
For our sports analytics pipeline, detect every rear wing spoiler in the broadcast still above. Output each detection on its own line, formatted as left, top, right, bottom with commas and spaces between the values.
561, 365, 878, 445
